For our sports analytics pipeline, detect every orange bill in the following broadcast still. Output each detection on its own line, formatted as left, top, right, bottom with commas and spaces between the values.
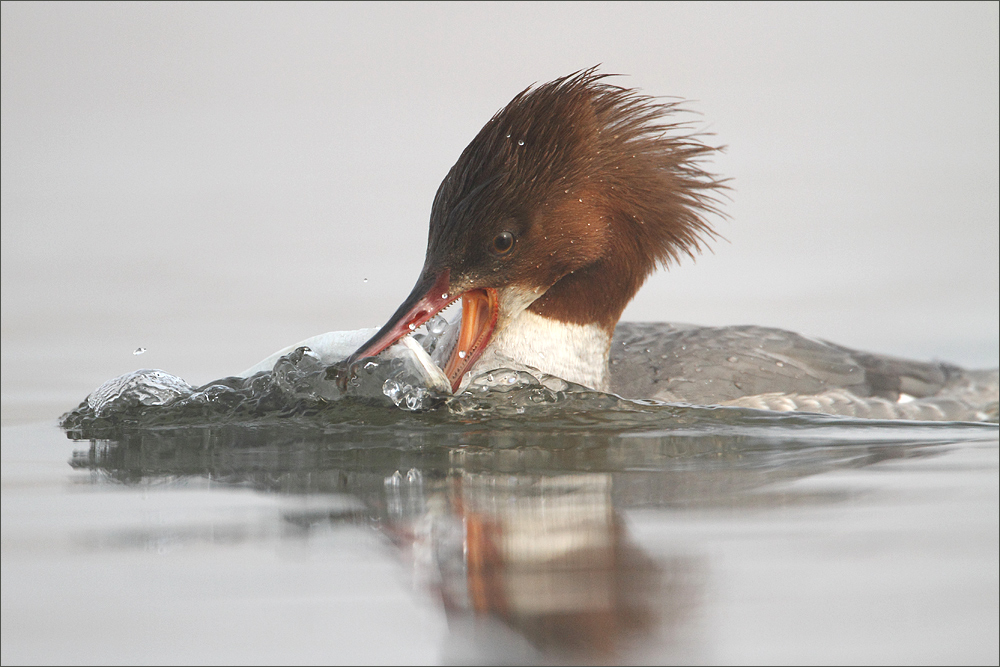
349, 270, 499, 393
442, 288, 499, 391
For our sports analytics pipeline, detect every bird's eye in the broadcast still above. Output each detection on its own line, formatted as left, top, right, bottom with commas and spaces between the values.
491, 231, 515, 255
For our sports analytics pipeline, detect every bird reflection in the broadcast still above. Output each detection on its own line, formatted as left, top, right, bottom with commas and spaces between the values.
381, 469, 683, 659
68, 422, 938, 662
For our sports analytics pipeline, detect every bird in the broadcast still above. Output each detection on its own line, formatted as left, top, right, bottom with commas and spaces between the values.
346, 68, 998, 421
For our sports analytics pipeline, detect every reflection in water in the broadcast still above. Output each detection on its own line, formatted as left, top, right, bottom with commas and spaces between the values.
388, 470, 678, 659
64, 417, 987, 662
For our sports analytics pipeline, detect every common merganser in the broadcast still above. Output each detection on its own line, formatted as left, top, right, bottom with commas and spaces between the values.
348, 69, 998, 421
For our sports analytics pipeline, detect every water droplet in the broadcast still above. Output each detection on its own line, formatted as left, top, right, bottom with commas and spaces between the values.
506, 133, 511, 138
408, 323, 416, 331
383, 378, 401, 401
363, 278, 368, 283
458, 350, 466, 359
442, 293, 448, 299
132, 347, 146, 355
427, 314, 447, 335
776, 361, 784, 367
517, 139, 524, 146
364, 360, 379, 373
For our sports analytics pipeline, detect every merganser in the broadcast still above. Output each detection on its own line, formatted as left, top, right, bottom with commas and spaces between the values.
348, 69, 998, 421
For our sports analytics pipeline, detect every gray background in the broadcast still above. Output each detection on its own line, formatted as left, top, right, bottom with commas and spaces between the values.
2, 2, 998, 422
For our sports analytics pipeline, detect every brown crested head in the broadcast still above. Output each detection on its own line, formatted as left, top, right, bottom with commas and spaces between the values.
350, 68, 724, 391
424, 67, 725, 331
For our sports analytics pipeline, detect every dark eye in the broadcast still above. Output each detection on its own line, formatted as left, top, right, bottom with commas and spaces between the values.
491, 231, 515, 255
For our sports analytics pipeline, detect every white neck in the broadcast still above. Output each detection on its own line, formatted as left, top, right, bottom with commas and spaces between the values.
469, 309, 611, 391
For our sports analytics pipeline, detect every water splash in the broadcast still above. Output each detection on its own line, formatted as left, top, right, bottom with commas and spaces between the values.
85, 369, 192, 417
62, 321, 998, 439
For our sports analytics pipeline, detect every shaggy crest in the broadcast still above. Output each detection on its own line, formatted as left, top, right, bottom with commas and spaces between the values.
423, 67, 726, 329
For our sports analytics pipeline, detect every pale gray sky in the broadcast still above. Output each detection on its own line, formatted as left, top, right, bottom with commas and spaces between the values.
2, 2, 998, 405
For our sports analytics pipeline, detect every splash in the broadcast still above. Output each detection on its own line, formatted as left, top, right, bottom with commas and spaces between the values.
61, 320, 999, 439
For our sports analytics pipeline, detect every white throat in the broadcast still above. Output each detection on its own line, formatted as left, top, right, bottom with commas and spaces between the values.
469, 309, 611, 391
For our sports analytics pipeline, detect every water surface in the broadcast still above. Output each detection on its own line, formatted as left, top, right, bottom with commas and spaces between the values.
3, 374, 997, 664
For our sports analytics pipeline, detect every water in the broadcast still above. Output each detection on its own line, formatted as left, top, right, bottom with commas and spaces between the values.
3, 336, 998, 664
